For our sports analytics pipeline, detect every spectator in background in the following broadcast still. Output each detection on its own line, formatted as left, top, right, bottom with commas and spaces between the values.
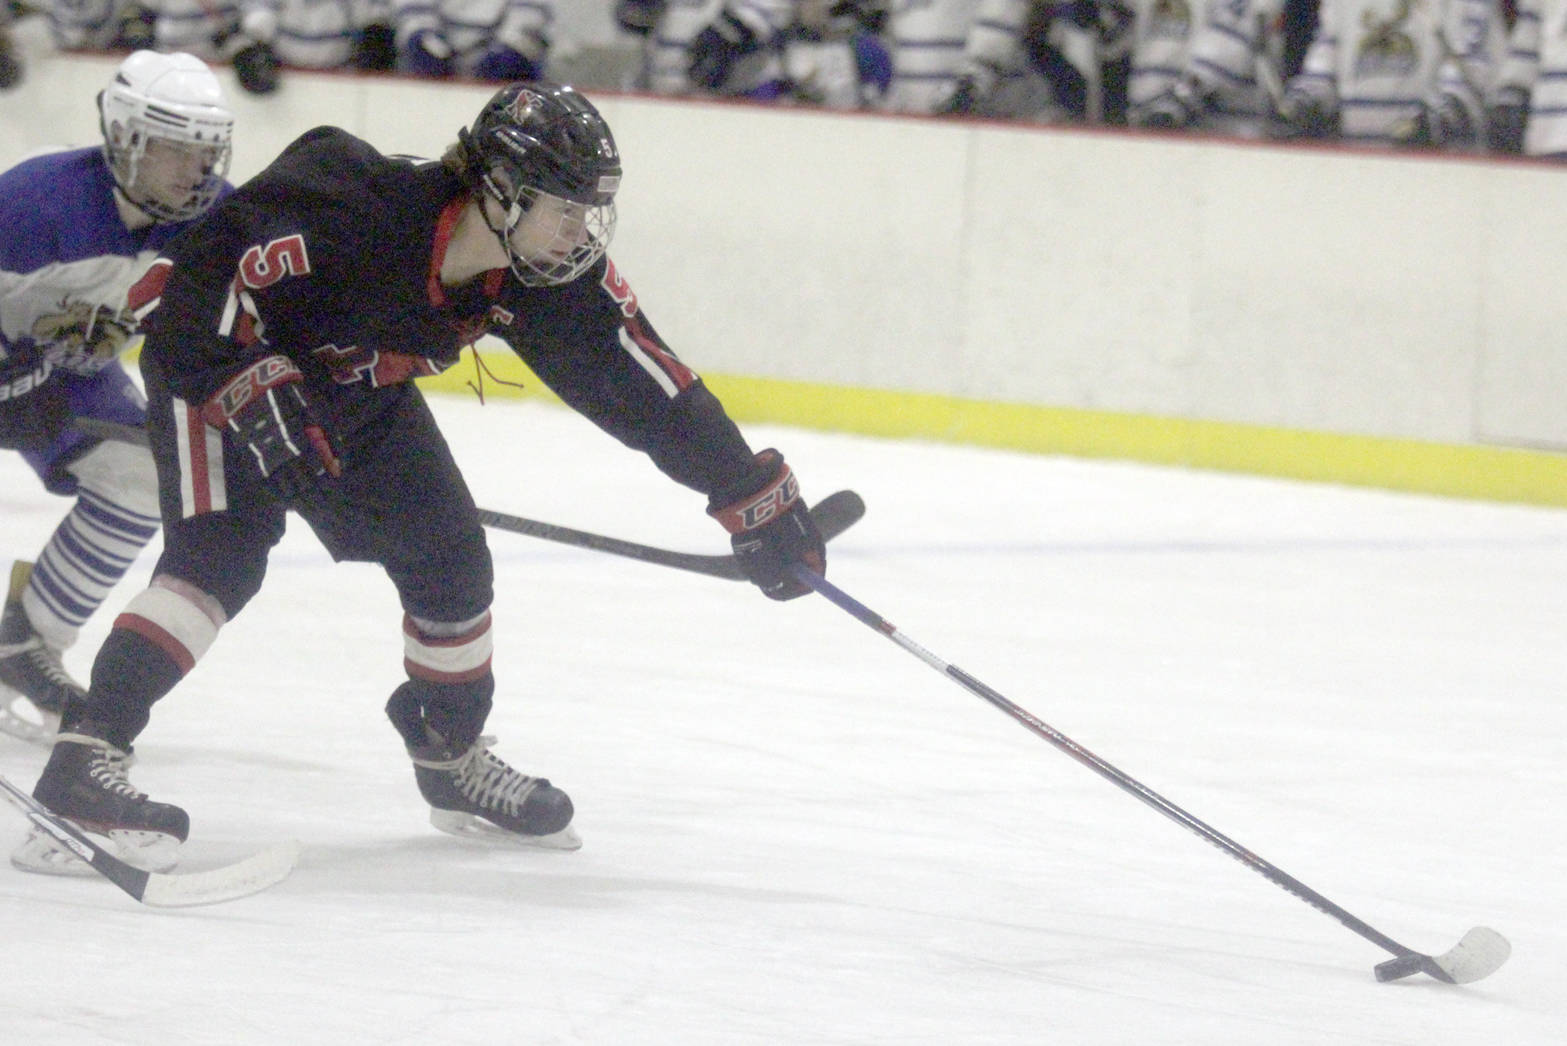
680, 0, 793, 95
1012, 0, 1135, 123
228, 0, 399, 79
47, 0, 157, 52
54, 0, 284, 94
615, 0, 725, 94
1271, 0, 1507, 149
1126, 0, 1290, 138
393, 0, 552, 81
758, 1, 891, 108
0, 0, 20, 90
616, 1, 886, 108
880, 0, 983, 113
1488, 0, 1567, 156
886, 0, 1082, 120
932, 0, 1062, 120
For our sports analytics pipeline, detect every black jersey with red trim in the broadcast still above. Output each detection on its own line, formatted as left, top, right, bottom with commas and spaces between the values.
133, 125, 756, 496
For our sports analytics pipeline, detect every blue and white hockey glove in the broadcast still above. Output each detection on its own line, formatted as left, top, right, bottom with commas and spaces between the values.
708, 449, 825, 601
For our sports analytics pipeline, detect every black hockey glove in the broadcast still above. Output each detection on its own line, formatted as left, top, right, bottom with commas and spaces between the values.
936, 75, 981, 116
1486, 86, 1528, 154
353, 22, 398, 71
1130, 86, 1198, 130
201, 355, 343, 502
688, 9, 761, 91
616, 0, 668, 35
1269, 88, 1337, 140
232, 40, 281, 94
708, 449, 825, 601
403, 30, 454, 77
1393, 95, 1475, 149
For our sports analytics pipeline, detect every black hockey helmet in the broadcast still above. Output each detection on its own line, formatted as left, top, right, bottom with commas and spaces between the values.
460, 82, 622, 286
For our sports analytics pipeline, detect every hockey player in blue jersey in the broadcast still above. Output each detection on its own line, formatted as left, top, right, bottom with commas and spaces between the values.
0, 50, 235, 744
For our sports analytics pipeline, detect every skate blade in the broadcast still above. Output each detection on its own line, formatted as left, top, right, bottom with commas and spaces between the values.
0, 689, 60, 746
428, 808, 582, 851
10, 824, 182, 877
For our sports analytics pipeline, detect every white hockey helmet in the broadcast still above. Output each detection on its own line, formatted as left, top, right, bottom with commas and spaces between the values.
99, 50, 235, 223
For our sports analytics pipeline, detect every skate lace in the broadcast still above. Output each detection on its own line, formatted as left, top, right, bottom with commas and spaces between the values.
88, 747, 144, 799
453, 736, 538, 815
22, 643, 78, 689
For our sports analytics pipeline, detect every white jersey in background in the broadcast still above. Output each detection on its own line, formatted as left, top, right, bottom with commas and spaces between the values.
239, 0, 391, 69
1158, 0, 1288, 137
1288, 0, 1505, 145
49, 0, 148, 49
391, 0, 554, 77
1126, 0, 1193, 111
882, 0, 979, 112
1495, 0, 1567, 155
632, 0, 796, 95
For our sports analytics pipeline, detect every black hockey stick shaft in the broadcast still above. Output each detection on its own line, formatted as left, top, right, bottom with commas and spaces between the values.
480, 489, 864, 580
0, 772, 156, 901
791, 567, 1450, 970
73, 417, 867, 583
1, 772, 300, 907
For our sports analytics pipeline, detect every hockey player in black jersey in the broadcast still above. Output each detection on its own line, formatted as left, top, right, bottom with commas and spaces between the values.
15, 81, 826, 873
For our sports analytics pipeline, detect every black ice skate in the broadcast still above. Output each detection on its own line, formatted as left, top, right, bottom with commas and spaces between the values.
408, 734, 580, 851
11, 732, 190, 876
0, 564, 84, 744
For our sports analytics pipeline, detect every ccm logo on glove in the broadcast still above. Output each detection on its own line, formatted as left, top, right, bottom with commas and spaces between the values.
201, 355, 302, 423
715, 468, 799, 532
708, 449, 825, 600
202, 354, 343, 496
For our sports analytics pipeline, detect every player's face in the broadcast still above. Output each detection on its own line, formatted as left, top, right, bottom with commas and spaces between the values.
132, 137, 225, 213
507, 192, 591, 265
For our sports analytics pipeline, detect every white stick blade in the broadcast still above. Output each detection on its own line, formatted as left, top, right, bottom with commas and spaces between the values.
1430, 927, 1511, 985
138, 840, 302, 908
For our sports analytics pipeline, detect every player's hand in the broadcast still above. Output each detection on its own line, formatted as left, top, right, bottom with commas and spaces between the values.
1392, 96, 1474, 149
403, 30, 454, 77
615, 0, 667, 36
1269, 88, 1336, 140
708, 449, 825, 601
472, 43, 540, 81
936, 75, 980, 116
201, 355, 343, 501
1486, 87, 1527, 154
232, 40, 280, 94
1130, 76, 1203, 130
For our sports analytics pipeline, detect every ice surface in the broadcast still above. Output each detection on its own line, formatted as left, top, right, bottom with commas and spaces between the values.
2, 396, 1562, 1044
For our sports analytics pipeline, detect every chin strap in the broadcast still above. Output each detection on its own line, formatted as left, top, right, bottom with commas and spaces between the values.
112, 186, 166, 229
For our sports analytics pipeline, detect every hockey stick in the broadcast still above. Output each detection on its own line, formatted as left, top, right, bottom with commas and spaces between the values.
0, 773, 300, 907
791, 566, 1511, 985
71, 417, 868, 581
479, 489, 865, 580
1253, 9, 1286, 114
